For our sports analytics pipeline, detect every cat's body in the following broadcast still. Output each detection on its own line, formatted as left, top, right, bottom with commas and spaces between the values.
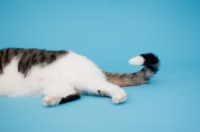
0, 48, 159, 106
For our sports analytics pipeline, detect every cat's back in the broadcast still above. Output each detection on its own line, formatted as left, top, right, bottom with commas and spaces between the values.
0, 48, 68, 75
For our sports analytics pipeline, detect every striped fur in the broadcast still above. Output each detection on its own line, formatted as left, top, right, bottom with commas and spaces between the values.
0, 48, 68, 76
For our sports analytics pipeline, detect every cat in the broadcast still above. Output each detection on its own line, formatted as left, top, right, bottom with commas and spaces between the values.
0, 48, 159, 107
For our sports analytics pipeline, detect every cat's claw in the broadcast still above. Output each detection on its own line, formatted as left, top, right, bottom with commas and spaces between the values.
43, 96, 61, 107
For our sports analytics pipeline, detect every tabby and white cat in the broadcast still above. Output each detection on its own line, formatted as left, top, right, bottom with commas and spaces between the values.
0, 48, 159, 107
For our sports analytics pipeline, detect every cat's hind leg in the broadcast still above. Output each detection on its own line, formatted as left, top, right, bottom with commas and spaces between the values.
43, 83, 80, 107
82, 81, 127, 104
98, 83, 127, 104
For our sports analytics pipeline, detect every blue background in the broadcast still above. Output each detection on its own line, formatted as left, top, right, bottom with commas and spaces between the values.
0, 0, 200, 132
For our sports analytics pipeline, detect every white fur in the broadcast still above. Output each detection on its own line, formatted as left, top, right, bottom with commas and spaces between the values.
0, 52, 126, 106
129, 56, 145, 66
43, 96, 62, 106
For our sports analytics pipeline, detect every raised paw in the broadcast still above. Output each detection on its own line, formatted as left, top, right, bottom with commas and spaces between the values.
43, 96, 61, 107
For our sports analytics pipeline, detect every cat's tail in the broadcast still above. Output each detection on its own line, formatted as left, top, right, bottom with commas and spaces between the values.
104, 53, 160, 87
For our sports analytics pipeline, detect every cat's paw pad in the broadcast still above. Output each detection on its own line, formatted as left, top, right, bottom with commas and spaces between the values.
43, 96, 61, 107
112, 93, 127, 104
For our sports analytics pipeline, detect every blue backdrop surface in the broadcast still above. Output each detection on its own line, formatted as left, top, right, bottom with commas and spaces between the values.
0, 0, 200, 132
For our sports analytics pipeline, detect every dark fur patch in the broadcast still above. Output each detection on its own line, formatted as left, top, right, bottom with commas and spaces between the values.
59, 93, 81, 104
141, 53, 160, 73
97, 90, 101, 94
0, 48, 68, 76
97, 90, 110, 96
0, 52, 2, 74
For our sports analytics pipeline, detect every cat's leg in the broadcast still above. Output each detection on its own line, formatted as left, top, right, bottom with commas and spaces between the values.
82, 81, 127, 104
43, 83, 80, 107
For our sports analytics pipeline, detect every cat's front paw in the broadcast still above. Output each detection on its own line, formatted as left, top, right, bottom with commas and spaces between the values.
112, 90, 127, 104
43, 96, 61, 107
